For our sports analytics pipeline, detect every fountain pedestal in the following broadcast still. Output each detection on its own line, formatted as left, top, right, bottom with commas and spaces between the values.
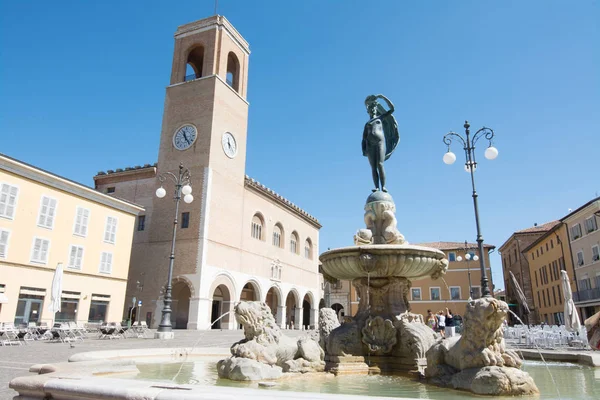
319, 191, 539, 395
320, 192, 447, 376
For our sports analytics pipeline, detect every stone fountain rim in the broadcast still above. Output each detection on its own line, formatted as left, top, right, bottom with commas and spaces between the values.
319, 244, 446, 261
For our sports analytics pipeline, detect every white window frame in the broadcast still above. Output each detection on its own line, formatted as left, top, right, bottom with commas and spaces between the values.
430, 287, 441, 301
103, 216, 118, 244
67, 245, 85, 270
99, 252, 113, 274
571, 224, 582, 240
304, 240, 312, 259
411, 287, 422, 301
592, 245, 600, 263
0, 228, 10, 259
30, 237, 51, 264
450, 286, 461, 300
290, 233, 298, 254
448, 252, 456, 262
251, 215, 263, 240
585, 217, 597, 234
37, 195, 58, 229
576, 250, 585, 267
0, 183, 19, 220
73, 207, 90, 237
273, 231, 281, 247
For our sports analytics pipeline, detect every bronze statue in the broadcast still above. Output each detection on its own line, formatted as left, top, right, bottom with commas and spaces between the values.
362, 94, 399, 192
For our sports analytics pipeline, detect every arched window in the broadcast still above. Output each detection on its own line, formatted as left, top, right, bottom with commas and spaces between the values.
304, 238, 313, 259
273, 223, 283, 248
251, 214, 264, 240
226, 52, 240, 91
186, 46, 204, 81
290, 231, 299, 254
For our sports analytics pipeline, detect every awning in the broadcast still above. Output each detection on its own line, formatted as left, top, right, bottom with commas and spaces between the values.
0, 293, 8, 303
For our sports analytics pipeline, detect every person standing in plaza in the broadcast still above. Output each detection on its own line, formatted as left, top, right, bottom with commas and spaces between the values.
437, 310, 446, 337
445, 308, 455, 338
426, 309, 437, 331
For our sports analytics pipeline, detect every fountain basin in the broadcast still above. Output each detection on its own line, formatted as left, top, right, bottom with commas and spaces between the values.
320, 244, 447, 281
8, 347, 599, 400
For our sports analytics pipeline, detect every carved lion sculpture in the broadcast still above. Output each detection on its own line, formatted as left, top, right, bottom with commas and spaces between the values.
230, 301, 324, 370
426, 297, 521, 377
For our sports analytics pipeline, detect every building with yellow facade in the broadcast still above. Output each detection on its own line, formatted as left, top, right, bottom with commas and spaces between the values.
0, 154, 143, 325
522, 222, 576, 325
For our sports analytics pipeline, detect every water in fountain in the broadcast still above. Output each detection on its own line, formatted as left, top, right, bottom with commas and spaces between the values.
507, 309, 562, 400
171, 310, 235, 382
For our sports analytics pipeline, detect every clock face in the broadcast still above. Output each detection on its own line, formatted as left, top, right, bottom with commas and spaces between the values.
173, 125, 197, 150
222, 132, 237, 158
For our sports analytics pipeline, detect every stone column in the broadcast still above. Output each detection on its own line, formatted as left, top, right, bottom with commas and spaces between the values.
310, 308, 318, 329
294, 307, 303, 330
277, 306, 286, 329
187, 298, 212, 330
222, 301, 236, 330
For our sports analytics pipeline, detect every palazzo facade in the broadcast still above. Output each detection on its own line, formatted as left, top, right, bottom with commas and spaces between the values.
94, 16, 322, 330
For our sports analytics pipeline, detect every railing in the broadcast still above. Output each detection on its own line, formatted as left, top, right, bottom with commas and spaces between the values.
573, 287, 600, 302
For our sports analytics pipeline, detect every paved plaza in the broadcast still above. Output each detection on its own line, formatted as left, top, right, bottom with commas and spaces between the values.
0, 329, 307, 400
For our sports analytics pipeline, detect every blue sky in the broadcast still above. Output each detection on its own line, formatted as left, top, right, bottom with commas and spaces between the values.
1, 1, 598, 290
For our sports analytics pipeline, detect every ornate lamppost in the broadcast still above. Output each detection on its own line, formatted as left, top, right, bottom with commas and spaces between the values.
154, 163, 193, 338
456, 240, 479, 300
442, 121, 498, 298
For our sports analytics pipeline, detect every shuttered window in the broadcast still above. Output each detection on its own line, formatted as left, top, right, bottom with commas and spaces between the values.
99, 252, 113, 274
68, 245, 84, 270
73, 207, 90, 236
0, 229, 10, 258
37, 196, 58, 229
0, 183, 19, 219
104, 216, 118, 244
31, 237, 50, 263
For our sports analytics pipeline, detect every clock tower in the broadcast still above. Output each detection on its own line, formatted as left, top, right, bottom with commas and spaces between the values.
95, 15, 322, 332
157, 15, 249, 180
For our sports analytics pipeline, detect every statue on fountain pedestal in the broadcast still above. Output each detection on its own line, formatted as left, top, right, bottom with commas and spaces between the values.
362, 94, 399, 193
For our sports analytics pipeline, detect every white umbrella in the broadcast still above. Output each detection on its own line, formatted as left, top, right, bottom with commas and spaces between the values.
48, 262, 64, 324
561, 270, 581, 332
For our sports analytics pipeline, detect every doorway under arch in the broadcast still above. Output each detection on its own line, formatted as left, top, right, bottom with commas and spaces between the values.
172, 281, 191, 329
265, 286, 281, 323
302, 292, 314, 329
240, 282, 260, 302
210, 284, 232, 329
285, 290, 298, 329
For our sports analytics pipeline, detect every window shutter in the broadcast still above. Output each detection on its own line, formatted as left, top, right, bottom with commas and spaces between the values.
47, 198, 57, 227
107, 253, 113, 273
104, 218, 111, 242
69, 246, 77, 267
110, 219, 117, 242
38, 197, 49, 225
81, 209, 89, 236
33, 238, 42, 261
74, 208, 83, 234
76, 247, 83, 268
40, 240, 49, 262
0, 230, 8, 257
0, 185, 7, 216
100, 252, 107, 272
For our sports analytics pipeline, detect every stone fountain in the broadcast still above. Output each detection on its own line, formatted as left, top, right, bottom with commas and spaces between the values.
217, 94, 538, 396
317, 94, 538, 395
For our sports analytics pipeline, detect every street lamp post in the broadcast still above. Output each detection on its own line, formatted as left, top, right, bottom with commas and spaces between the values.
443, 121, 498, 298
154, 163, 193, 339
456, 240, 479, 301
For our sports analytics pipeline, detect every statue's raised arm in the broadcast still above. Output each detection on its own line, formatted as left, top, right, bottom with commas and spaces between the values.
362, 94, 400, 192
